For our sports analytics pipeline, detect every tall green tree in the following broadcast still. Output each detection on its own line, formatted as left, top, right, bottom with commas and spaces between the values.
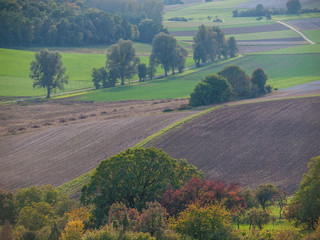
92, 67, 109, 89
286, 0, 301, 14
285, 156, 320, 230
255, 184, 279, 210
189, 74, 232, 107
151, 32, 178, 76
106, 39, 140, 85
227, 37, 238, 58
30, 49, 68, 98
138, 19, 167, 43
217, 65, 251, 97
138, 63, 147, 82
81, 147, 203, 227
251, 68, 268, 94
170, 45, 188, 75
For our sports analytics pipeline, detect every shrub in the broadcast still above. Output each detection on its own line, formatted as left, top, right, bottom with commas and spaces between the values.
189, 74, 232, 107
170, 203, 237, 240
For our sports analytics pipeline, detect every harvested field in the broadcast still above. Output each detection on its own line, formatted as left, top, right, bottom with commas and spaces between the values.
285, 18, 320, 31
0, 99, 188, 139
0, 108, 198, 191
147, 97, 320, 193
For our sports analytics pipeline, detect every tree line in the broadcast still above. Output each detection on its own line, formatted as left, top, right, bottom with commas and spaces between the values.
189, 66, 271, 107
0, 0, 167, 47
1, 148, 319, 239
193, 25, 238, 67
233, 0, 320, 18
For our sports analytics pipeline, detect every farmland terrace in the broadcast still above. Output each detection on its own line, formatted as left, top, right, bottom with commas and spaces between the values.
147, 96, 320, 193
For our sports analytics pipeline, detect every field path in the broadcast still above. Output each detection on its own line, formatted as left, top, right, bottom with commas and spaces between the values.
276, 20, 316, 44
0, 110, 198, 191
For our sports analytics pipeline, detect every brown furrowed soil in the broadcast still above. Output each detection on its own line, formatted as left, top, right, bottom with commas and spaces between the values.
0, 104, 198, 191
147, 96, 320, 193
285, 18, 320, 31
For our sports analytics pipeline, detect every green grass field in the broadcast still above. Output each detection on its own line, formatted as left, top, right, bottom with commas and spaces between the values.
72, 53, 320, 102
0, 47, 194, 97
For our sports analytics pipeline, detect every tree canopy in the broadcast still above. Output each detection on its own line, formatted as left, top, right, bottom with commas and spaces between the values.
286, 0, 302, 14
285, 156, 320, 230
30, 49, 68, 98
189, 74, 232, 107
106, 39, 140, 85
150, 33, 184, 76
81, 147, 203, 227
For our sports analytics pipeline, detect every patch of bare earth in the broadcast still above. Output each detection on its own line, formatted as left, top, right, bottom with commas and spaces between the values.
147, 96, 320, 193
0, 99, 198, 191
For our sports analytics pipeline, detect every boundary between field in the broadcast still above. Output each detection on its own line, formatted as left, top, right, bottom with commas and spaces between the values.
276, 21, 316, 45
58, 94, 320, 197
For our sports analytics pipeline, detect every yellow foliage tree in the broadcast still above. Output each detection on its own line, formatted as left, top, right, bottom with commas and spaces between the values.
60, 220, 84, 240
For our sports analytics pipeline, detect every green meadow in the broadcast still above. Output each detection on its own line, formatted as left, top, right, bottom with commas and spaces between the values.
0, 47, 194, 97
73, 53, 320, 102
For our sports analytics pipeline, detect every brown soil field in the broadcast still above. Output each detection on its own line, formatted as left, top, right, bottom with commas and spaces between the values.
0, 98, 188, 139
285, 18, 320, 31
0, 100, 198, 191
170, 23, 287, 37
147, 97, 320, 193
237, 44, 302, 54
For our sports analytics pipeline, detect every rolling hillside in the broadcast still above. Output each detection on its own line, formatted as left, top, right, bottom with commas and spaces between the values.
146, 96, 320, 193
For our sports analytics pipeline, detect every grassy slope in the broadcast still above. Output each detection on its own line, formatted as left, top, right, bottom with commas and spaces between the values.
0, 46, 194, 97
74, 53, 320, 102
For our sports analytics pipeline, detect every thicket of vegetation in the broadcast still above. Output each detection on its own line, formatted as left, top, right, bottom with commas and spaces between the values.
0, 0, 167, 47
189, 66, 271, 107
193, 25, 238, 67
1, 150, 319, 240
233, 0, 320, 18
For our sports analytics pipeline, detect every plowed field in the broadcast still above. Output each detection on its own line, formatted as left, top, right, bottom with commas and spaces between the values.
0, 110, 198, 191
147, 97, 320, 193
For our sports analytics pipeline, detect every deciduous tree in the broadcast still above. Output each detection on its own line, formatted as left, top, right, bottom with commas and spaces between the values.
227, 37, 238, 57
217, 65, 251, 97
189, 74, 232, 107
286, 0, 301, 14
106, 39, 140, 85
285, 156, 320, 230
30, 49, 68, 98
255, 184, 279, 210
170, 203, 236, 240
251, 68, 268, 94
138, 63, 147, 82
81, 147, 202, 227
151, 33, 178, 76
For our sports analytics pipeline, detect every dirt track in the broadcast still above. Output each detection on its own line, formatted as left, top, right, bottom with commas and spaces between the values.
148, 97, 320, 193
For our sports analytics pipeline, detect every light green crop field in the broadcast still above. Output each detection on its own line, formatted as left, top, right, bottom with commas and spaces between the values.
0, 48, 194, 97
164, 0, 260, 24
73, 54, 320, 102
303, 30, 320, 43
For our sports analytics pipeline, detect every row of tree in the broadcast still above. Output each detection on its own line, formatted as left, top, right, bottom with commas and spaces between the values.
92, 33, 188, 89
193, 25, 238, 66
189, 66, 271, 107
233, 0, 319, 18
1, 149, 319, 239
0, 0, 167, 47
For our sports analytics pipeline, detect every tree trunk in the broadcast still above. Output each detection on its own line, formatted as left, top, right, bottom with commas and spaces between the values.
172, 67, 175, 75
46, 86, 51, 98
121, 75, 124, 85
